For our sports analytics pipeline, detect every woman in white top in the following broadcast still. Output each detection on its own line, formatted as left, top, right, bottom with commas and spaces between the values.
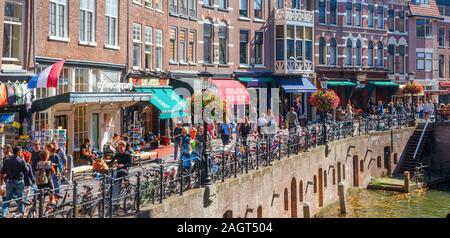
417, 100, 424, 119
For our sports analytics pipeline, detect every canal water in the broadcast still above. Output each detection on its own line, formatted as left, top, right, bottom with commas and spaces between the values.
317, 183, 450, 218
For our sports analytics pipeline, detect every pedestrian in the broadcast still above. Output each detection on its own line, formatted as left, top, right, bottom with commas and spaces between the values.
195, 126, 207, 155
1, 144, 12, 202
80, 138, 95, 165
286, 107, 299, 131
0, 146, 29, 218
424, 100, 433, 121
180, 127, 191, 159
346, 104, 354, 135
173, 121, 183, 160
388, 102, 395, 115
189, 125, 197, 141
30, 140, 41, 173
220, 119, 232, 146
257, 113, 267, 136
238, 116, 252, 147
35, 150, 55, 204
51, 140, 67, 180
266, 109, 278, 142
110, 141, 132, 202
22, 153, 35, 201
418, 100, 424, 119
377, 101, 384, 115
46, 144, 62, 197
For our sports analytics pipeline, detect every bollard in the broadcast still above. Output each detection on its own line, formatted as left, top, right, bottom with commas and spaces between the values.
159, 165, 164, 203
338, 182, 347, 215
73, 181, 78, 218
136, 172, 141, 212
38, 189, 44, 218
303, 202, 311, 218
404, 171, 410, 193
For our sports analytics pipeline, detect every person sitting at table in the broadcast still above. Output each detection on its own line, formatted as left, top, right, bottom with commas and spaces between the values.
80, 138, 95, 165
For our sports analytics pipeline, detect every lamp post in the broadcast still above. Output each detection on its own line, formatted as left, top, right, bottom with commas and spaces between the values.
198, 67, 213, 186
408, 72, 416, 123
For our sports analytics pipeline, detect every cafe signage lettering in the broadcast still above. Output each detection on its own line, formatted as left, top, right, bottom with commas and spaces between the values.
97, 82, 133, 90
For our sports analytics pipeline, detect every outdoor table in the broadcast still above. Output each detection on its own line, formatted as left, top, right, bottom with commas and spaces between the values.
131, 151, 159, 165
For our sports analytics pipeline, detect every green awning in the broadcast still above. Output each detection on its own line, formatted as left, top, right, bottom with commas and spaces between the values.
134, 87, 187, 118
368, 81, 400, 88
238, 77, 274, 83
327, 81, 357, 87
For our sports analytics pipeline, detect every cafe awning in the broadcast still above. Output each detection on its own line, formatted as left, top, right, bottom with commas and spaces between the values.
134, 87, 187, 118
31, 92, 152, 113
211, 79, 250, 105
327, 81, 357, 87
368, 81, 400, 88
238, 77, 274, 83
279, 78, 317, 93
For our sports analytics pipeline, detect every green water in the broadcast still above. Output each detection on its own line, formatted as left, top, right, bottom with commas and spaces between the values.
317, 184, 450, 218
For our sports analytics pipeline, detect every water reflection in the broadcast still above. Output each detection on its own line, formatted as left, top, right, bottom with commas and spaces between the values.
318, 184, 450, 218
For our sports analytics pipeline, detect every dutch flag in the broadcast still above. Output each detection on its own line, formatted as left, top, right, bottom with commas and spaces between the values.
28, 60, 65, 89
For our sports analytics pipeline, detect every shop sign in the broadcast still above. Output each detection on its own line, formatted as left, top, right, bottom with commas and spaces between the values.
97, 82, 133, 90
139, 78, 161, 86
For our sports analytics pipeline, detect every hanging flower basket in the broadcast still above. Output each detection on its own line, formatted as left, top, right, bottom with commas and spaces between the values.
187, 91, 224, 118
403, 82, 423, 95
309, 89, 341, 112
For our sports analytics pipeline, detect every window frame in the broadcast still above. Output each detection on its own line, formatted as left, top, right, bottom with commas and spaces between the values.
49, 0, 68, 39
79, 0, 96, 44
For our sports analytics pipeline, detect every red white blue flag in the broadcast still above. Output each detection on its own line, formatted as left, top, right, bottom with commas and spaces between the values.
28, 60, 65, 89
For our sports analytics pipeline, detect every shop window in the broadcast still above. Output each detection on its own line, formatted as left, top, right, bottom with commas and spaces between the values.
74, 106, 88, 150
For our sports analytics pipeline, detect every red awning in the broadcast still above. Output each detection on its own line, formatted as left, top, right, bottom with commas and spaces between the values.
439, 81, 450, 88
212, 79, 250, 105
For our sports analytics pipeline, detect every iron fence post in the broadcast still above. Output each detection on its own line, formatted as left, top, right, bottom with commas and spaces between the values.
288, 130, 291, 158
72, 181, 78, 218
109, 176, 113, 217
38, 189, 44, 218
256, 138, 259, 170
279, 135, 282, 160
159, 165, 163, 203
136, 172, 141, 212
245, 153, 249, 174
101, 176, 106, 218
222, 152, 225, 182
234, 156, 237, 178
179, 161, 183, 196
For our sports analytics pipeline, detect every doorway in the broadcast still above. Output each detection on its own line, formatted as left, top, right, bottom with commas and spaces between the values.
384, 146, 391, 175
55, 115, 68, 152
92, 113, 100, 150
353, 156, 360, 187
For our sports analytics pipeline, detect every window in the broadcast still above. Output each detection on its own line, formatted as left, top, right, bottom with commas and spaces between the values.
79, 0, 96, 43
292, 0, 300, 9
133, 24, 142, 68
275, 25, 284, 61
388, 44, 395, 73
377, 42, 384, 67
305, 27, 312, 61
219, 0, 228, 9
2, 0, 24, 67
169, 27, 178, 62
416, 19, 432, 37
319, 0, 326, 24
439, 27, 445, 47
398, 11, 405, 33
74, 68, 89, 92
105, 0, 119, 47
346, 39, 352, 66
319, 37, 326, 65
448, 29, 450, 47
416, 52, 432, 71
188, 30, 196, 63
368, 41, 374, 67
180, 0, 187, 16
329, 38, 337, 66
74, 106, 88, 150
276, 0, 284, 9
399, 45, 405, 74
219, 23, 228, 64
34, 112, 49, 132
240, 0, 248, 18
155, 0, 162, 11
305, 0, 312, 10
203, 0, 212, 6
413, 0, 429, 4
179, 28, 188, 63
355, 3, 361, 27
240, 30, 249, 65
356, 40, 362, 66
145, 27, 153, 69
145, 0, 152, 8
287, 25, 295, 60
330, 0, 337, 25
346, 1, 352, 26
368, 5, 374, 28
190, 0, 196, 18
203, 21, 213, 63
169, 0, 178, 14
155, 29, 163, 70
254, 0, 263, 20
439, 55, 445, 78
377, 6, 384, 29
255, 31, 264, 65
49, 0, 68, 38
57, 68, 70, 95
388, 9, 394, 32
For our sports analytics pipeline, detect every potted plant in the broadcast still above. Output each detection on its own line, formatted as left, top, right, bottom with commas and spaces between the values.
310, 89, 341, 145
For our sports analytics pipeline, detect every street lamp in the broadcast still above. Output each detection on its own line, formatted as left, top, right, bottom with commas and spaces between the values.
408, 72, 416, 123
198, 66, 213, 186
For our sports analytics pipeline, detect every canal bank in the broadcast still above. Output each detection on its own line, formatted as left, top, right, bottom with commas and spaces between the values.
316, 183, 450, 218
128, 128, 415, 218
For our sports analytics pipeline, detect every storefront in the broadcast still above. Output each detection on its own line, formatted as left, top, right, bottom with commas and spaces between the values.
367, 80, 400, 107
237, 76, 274, 116
439, 82, 450, 104
278, 77, 317, 123
323, 80, 357, 109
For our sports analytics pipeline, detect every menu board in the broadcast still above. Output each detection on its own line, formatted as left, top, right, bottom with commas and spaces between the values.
33, 129, 67, 149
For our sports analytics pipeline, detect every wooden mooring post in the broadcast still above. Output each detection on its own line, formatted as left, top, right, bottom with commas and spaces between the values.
404, 171, 410, 193
338, 182, 347, 215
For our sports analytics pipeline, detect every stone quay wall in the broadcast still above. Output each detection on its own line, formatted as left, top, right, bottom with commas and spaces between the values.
132, 128, 415, 218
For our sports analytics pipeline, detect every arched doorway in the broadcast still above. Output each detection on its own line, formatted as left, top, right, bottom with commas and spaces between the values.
223, 210, 233, 218
318, 169, 324, 207
291, 178, 297, 218
284, 188, 289, 211
257, 206, 262, 218
384, 146, 391, 174
353, 156, 359, 187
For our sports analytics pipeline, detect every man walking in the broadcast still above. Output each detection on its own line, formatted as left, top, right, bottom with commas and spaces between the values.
0, 146, 29, 218
286, 107, 299, 131
173, 122, 183, 160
